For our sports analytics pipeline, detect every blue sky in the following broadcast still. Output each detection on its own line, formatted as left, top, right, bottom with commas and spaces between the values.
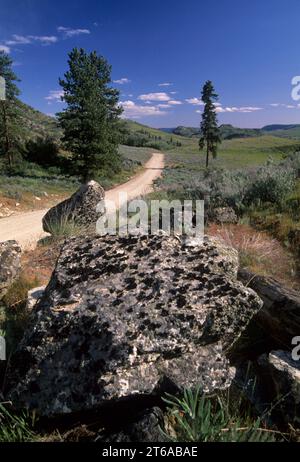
1, 0, 300, 128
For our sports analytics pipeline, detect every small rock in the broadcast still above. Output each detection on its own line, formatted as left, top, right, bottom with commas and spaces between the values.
210, 207, 238, 225
43, 181, 105, 234
26, 286, 46, 311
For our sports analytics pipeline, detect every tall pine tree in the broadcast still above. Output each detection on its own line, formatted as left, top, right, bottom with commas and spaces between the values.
0, 51, 22, 167
199, 81, 221, 168
58, 48, 123, 182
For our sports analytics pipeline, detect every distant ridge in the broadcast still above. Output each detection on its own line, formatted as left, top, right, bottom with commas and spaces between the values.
159, 123, 300, 140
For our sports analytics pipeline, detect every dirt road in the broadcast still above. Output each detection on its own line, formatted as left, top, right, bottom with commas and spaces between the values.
0, 153, 164, 248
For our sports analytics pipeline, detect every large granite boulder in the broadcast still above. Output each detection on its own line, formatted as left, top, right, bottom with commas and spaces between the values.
0, 240, 22, 299
42, 180, 105, 234
6, 234, 262, 417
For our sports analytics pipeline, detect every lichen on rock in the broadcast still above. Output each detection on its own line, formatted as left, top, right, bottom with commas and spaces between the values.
6, 233, 262, 417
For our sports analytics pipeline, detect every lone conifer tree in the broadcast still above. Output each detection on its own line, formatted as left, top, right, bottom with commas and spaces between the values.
58, 48, 123, 182
0, 51, 22, 167
199, 81, 221, 168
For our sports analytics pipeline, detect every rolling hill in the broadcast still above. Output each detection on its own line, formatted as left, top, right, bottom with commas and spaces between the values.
161, 123, 300, 141
17, 100, 62, 141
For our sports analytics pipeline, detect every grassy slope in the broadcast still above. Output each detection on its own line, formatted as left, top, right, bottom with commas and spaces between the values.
263, 126, 300, 139
156, 135, 300, 191
17, 100, 62, 141
5, 101, 300, 203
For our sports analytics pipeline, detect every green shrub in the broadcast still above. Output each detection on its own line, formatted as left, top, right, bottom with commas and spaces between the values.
43, 213, 88, 241
0, 403, 36, 442
244, 165, 296, 208
24, 136, 60, 167
162, 387, 277, 442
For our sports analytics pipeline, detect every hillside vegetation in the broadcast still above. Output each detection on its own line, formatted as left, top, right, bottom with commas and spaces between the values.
17, 100, 62, 141
162, 123, 300, 140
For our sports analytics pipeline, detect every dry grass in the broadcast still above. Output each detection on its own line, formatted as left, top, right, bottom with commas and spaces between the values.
208, 223, 299, 290
21, 242, 62, 287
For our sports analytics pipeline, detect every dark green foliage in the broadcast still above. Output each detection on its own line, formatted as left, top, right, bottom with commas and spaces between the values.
24, 136, 60, 167
57, 48, 123, 182
199, 81, 221, 168
0, 51, 23, 167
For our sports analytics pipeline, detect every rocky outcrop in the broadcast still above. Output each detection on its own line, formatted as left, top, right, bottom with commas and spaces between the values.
257, 351, 300, 428
42, 181, 105, 234
0, 240, 21, 299
238, 269, 300, 351
6, 234, 262, 417
232, 270, 300, 428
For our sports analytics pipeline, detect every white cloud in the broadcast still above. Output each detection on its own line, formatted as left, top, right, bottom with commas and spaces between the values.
157, 103, 171, 108
45, 90, 64, 103
170, 91, 177, 95
270, 103, 299, 109
168, 99, 182, 105
158, 82, 172, 87
31, 35, 58, 44
121, 100, 167, 118
0, 44, 10, 53
195, 110, 202, 114
5, 35, 31, 45
5, 34, 57, 46
138, 92, 170, 102
57, 26, 90, 37
185, 97, 204, 105
216, 106, 262, 113
113, 78, 131, 84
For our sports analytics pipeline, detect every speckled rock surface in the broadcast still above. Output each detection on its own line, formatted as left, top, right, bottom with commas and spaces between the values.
42, 180, 105, 234
6, 234, 262, 417
0, 240, 21, 299
257, 350, 300, 427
